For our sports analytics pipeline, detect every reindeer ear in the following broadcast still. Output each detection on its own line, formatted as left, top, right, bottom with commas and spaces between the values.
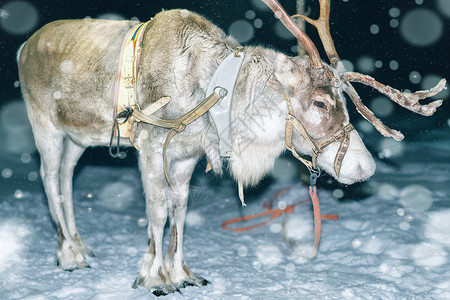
274, 53, 302, 90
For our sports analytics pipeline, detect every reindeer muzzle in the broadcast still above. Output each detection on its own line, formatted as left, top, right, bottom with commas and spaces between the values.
283, 91, 354, 178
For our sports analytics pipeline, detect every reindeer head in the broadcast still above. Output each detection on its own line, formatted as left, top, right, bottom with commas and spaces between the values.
263, 0, 446, 185
272, 52, 375, 184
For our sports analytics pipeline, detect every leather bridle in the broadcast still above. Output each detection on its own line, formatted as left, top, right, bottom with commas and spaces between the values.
283, 90, 354, 182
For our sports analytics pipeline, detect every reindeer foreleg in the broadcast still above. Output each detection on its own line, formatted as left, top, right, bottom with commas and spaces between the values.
165, 157, 209, 289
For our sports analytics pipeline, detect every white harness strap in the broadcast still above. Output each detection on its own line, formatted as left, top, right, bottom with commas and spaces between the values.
206, 47, 245, 157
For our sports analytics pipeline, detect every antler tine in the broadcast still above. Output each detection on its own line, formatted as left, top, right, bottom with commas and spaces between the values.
261, 0, 323, 69
343, 82, 405, 141
292, 0, 340, 67
345, 73, 447, 116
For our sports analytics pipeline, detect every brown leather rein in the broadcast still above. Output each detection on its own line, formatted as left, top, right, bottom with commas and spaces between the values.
110, 87, 228, 187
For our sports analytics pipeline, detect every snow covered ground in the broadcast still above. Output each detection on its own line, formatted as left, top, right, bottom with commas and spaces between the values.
1, 0, 449, 298
0, 105, 449, 299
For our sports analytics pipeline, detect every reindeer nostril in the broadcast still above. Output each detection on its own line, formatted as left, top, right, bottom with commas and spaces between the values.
357, 166, 367, 179
360, 169, 366, 179
358, 164, 375, 181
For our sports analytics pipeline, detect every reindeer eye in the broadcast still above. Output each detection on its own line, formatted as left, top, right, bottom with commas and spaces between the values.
314, 101, 326, 109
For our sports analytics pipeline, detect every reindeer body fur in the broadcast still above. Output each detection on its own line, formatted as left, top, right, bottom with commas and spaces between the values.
18, 9, 375, 295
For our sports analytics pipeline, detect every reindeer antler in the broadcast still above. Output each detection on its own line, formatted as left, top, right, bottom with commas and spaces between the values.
260, 0, 323, 68
260, 0, 338, 87
262, 0, 447, 141
292, 0, 339, 67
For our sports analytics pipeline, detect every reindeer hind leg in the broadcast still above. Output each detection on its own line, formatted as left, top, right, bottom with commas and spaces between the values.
30, 111, 89, 270
60, 137, 94, 257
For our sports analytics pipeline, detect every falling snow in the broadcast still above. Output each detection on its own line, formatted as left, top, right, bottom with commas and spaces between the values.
0, 0, 449, 299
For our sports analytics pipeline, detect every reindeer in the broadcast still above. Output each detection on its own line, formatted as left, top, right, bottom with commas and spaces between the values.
17, 0, 445, 296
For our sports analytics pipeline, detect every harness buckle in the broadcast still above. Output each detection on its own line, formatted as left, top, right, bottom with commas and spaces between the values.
312, 147, 322, 156
214, 86, 228, 98
309, 168, 321, 187
116, 106, 134, 124
125, 76, 134, 88
234, 46, 244, 57
332, 132, 340, 142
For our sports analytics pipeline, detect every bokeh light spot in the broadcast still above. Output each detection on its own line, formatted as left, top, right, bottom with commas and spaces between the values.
436, 0, 450, 18
96, 13, 125, 20
254, 18, 263, 28
185, 210, 204, 227
389, 7, 401, 18
399, 221, 410, 231
245, 10, 256, 20
400, 8, 443, 47
20, 153, 31, 164
370, 97, 394, 117
370, 24, 379, 34
99, 182, 135, 212
0, 1, 39, 35
352, 239, 362, 249
229, 20, 254, 43
0, 101, 36, 154
179, 9, 189, 18
1, 168, 12, 179
137, 218, 148, 227
332, 189, 344, 199
400, 185, 434, 212
341, 59, 354, 72
356, 56, 375, 73
421, 74, 449, 99
389, 60, 399, 71
377, 183, 399, 200
390, 19, 400, 28
379, 138, 404, 159
27, 171, 38, 182
409, 71, 421, 84
357, 119, 375, 134
269, 223, 282, 233
14, 189, 24, 199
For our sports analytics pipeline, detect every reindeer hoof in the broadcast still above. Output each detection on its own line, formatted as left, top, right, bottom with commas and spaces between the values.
180, 274, 210, 288
56, 240, 91, 271
56, 252, 90, 271
80, 245, 95, 258
151, 285, 181, 297
73, 235, 95, 257
132, 276, 180, 296
131, 277, 142, 289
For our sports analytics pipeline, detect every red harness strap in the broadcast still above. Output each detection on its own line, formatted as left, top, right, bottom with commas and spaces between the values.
221, 186, 338, 257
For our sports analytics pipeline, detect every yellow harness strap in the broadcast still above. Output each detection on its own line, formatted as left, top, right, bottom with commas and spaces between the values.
113, 22, 150, 138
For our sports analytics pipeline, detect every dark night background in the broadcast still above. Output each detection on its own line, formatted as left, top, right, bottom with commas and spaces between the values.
1, 0, 449, 136
0, 2, 449, 298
